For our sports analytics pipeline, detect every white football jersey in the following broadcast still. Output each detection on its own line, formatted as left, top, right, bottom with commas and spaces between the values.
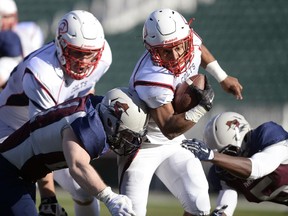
0, 40, 112, 131
14, 21, 45, 57
129, 32, 202, 145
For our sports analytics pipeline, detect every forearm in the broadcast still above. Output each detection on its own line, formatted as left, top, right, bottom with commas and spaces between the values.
151, 107, 196, 139
69, 163, 107, 196
212, 152, 252, 178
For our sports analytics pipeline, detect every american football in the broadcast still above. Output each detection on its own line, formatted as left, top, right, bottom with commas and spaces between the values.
173, 74, 205, 114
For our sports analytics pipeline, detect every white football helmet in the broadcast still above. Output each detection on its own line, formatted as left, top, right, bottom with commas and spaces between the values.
143, 8, 194, 76
99, 87, 149, 156
0, 0, 17, 16
0, 0, 18, 30
55, 10, 105, 80
204, 112, 251, 156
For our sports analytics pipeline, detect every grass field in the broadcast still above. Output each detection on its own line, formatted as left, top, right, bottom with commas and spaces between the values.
36, 188, 288, 216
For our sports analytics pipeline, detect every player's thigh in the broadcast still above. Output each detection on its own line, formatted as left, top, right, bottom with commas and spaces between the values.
53, 168, 94, 202
156, 147, 210, 214
118, 146, 171, 215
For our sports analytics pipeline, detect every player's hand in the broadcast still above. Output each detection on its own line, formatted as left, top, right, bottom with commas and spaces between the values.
191, 75, 214, 111
97, 187, 136, 216
38, 196, 67, 216
181, 138, 214, 161
210, 205, 228, 216
220, 76, 243, 100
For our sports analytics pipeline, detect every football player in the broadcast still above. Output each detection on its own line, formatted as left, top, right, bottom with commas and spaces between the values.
0, 10, 112, 216
119, 8, 243, 216
0, 30, 22, 87
0, 87, 148, 216
0, 0, 44, 87
181, 112, 288, 216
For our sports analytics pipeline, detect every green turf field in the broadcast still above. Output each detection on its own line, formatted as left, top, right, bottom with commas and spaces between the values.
36, 188, 287, 215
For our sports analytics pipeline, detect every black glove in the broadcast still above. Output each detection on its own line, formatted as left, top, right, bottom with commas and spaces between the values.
190, 75, 214, 111
181, 138, 214, 161
210, 205, 228, 216
38, 196, 68, 216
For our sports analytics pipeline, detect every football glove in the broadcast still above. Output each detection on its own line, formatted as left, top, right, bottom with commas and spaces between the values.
96, 186, 136, 216
181, 138, 214, 161
210, 205, 228, 216
38, 196, 67, 216
190, 75, 214, 112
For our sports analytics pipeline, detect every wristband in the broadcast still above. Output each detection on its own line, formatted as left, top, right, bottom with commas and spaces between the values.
185, 105, 207, 123
205, 60, 228, 82
96, 186, 113, 203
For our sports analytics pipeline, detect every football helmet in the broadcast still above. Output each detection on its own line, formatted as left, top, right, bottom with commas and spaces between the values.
0, 0, 17, 16
203, 112, 251, 156
99, 87, 149, 156
55, 10, 105, 80
0, 0, 18, 30
142, 8, 194, 76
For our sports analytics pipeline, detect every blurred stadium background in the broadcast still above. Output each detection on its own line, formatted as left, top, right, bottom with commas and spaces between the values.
16, 0, 288, 213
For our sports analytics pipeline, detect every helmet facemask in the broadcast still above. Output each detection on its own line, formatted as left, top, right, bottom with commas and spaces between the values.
145, 31, 194, 77
58, 37, 104, 80
108, 128, 147, 156
55, 10, 105, 80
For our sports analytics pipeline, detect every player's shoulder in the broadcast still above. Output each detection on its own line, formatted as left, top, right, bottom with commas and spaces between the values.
133, 53, 173, 84
26, 47, 63, 84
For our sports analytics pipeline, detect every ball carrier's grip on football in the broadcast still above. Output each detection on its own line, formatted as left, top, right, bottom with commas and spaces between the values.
188, 75, 214, 112
184, 76, 215, 123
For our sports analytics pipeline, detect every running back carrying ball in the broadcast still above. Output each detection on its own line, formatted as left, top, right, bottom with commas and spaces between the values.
173, 74, 206, 114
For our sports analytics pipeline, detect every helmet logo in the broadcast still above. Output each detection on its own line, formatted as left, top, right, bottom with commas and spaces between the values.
112, 100, 129, 119
163, 37, 178, 44
58, 19, 68, 35
226, 119, 245, 143
226, 119, 240, 129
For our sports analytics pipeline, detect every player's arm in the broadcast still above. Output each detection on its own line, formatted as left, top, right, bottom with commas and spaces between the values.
181, 139, 252, 178
22, 69, 57, 116
212, 152, 252, 179
200, 44, 243, 100
62, 127, 135, 216
147, 80, 213, 139
150, 103, 196, 139
248, 142, 288, 179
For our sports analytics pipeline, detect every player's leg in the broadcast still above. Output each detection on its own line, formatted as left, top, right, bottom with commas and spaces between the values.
53, 168, 100, 216
118, 145, 163, 216
156, 144, 211, 216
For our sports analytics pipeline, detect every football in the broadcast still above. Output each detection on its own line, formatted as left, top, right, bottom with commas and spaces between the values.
172, 74, 205, 114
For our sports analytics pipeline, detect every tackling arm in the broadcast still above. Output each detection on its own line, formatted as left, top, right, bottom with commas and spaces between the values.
62, 127, 135, 216
212, 152, 252, 179
62, 127, 107, 194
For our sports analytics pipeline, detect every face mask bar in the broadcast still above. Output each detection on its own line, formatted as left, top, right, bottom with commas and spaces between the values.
108, 128, 147, 156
